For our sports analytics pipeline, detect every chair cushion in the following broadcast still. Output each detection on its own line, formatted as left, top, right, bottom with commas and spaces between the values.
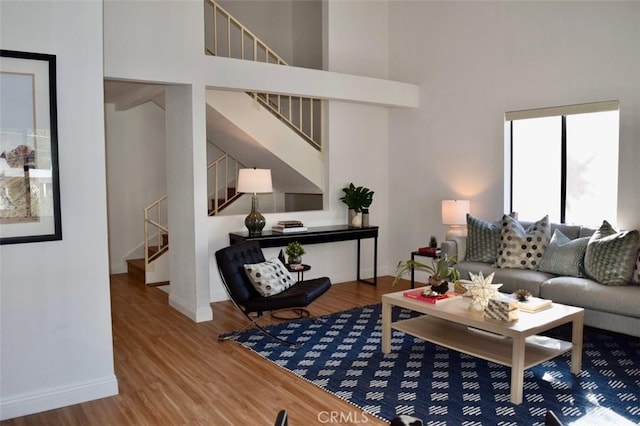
215, 241, 266, 304
244, 258, 295, 297
216, 241, 332, 315
243, 277, 332, 313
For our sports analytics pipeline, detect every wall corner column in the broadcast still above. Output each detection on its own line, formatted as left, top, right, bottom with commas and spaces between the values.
164, 84, 212, 322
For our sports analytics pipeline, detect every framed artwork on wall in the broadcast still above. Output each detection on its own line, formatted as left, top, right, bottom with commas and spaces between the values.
0, 50, 61, 244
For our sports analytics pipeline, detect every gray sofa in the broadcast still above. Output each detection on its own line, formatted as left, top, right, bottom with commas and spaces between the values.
441, 220, 640, 338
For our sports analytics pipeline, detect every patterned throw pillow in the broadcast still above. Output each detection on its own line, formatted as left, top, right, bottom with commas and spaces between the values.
244, 258, 296, 297
465, 214, 504, 263
538, 230, 589, 277
634, 252, 640, 285
495, 215, 550, 270
584, 221, 640, 286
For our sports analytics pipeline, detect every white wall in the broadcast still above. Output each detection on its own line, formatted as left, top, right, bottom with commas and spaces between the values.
218, 0, 294, 63
387, 1, 640, 266
217, 0, 323, 69
206, 0, 394, 302
104, 0, 416, 304
292, 1, 323, 69
0, 0, 117, 420
165, 85, 212, 322
105, 102, 167, 273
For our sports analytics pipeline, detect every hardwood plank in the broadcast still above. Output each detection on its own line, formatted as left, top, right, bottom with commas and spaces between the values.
1, 274, 413, 425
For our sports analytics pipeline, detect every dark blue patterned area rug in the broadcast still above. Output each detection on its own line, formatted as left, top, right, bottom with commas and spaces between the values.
227, 304, 640, 425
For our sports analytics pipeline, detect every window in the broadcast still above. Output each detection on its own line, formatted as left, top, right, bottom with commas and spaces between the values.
505, 101, 619, 226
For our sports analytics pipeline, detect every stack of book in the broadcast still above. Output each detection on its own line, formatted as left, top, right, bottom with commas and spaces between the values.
272, 220, 307, 233
403, 288, 461, 304
510, 295, 552, 313
417, 246, 440, 256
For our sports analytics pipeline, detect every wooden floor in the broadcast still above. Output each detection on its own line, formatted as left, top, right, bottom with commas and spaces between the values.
2, 274, 413, 425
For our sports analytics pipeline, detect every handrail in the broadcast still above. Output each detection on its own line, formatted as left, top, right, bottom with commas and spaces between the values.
204, 0, 321, 150
144, 195, 169, 267
204, 0, 288, 65
207, 153, 243, 216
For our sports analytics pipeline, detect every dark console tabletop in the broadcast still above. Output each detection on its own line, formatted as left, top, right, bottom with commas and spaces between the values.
229, 225, 378, 285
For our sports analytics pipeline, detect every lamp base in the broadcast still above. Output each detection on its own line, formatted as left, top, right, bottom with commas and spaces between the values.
245, 194, 265, 236
445, 225, 466, 241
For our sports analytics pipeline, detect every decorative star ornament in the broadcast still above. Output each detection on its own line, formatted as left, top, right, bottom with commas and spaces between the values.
468, 271, 501, 312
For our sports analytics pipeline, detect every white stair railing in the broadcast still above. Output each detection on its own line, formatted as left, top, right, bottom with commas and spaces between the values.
203, 0, 321, 150
144, 195, 169, 270
208, 154, 243, 216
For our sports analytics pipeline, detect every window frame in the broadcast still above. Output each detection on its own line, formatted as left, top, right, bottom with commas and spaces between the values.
504, 100, 619, 224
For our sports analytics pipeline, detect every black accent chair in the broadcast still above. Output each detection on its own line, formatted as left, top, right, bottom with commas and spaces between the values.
274, 410, 288, 426
215, 241, 331, 346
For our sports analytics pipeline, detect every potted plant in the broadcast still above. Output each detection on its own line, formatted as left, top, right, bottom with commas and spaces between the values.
393, 254, 460, 294
429, 236, 438, 248
340, 183, 374, 226
285, 241, 306, 264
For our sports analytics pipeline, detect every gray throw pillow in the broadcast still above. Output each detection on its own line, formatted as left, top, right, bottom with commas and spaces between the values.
538, 230, 589, 277
464, 214, 503, 263
584, 220, 640, 286
495, 215, 551, 270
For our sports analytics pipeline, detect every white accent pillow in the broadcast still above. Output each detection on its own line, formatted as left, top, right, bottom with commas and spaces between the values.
244, 258, 296, 297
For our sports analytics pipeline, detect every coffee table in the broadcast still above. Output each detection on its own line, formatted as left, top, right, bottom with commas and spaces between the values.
381, 290, 584, 404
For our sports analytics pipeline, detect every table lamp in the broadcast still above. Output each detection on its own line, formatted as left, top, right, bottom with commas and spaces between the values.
237, 168, 272, 236
442, 199, 470, 240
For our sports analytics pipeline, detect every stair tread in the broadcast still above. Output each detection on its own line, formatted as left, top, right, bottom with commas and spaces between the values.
127, 258, 145, 269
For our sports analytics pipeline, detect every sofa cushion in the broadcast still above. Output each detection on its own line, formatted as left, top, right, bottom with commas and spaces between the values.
456, 261, 552, 297
633, 252, 640, 284
244, 258, 296, 297
583, 220, 640, 286
495, 215, 551, 270
538, 230, 589, 277
519, 221, 581, 240
464, 214, 503, 263
541, 276, 640, 318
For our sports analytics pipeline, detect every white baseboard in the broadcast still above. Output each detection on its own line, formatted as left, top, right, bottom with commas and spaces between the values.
169, 293, 213, 323
210, 287, 229, 303
0, 375, 118, 421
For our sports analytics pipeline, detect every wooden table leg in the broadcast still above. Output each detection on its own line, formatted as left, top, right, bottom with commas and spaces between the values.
510, 335, 525, 404
571, 312, 584, 374
381, 302, 391, 354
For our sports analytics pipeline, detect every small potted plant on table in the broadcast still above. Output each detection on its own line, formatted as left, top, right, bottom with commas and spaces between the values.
285, 241, 306, 265
340, 183, 374, 227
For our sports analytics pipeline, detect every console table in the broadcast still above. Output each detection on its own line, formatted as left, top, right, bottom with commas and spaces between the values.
228, 225, 378, 285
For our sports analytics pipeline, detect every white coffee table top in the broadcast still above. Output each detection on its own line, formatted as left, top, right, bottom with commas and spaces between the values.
382, 290, 583, 339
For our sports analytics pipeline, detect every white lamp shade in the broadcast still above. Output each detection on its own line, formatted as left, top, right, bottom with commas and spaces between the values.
237, 168, 272, 194
441, 200, 470, 225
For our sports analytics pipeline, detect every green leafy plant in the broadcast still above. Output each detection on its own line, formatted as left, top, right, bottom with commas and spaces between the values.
285, 241, 305, 258
340, 183, 374, 213
393, 254, 460, 287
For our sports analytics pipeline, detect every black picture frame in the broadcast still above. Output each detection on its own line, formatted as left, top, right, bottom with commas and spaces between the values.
0, 50, 61, 244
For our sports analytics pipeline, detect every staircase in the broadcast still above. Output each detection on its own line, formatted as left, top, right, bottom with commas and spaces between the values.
126, 233, 169, 286
204, 0, 322, 150
126, 1, 325, 285
207, 153, 244, 216
125, 195, 170, 285
211, 187, 240, 214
